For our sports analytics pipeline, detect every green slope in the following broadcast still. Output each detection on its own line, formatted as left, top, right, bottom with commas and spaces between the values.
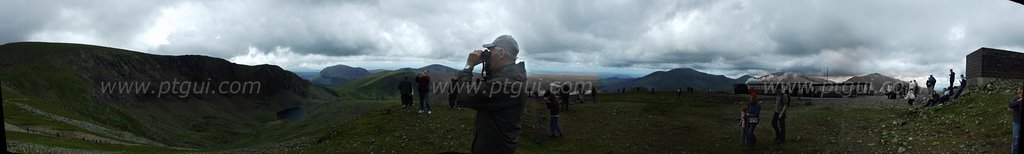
292, 90, 1013, 153
1, 42, 352, 152
876, 92, 1014, 152
332, 70, 415, 100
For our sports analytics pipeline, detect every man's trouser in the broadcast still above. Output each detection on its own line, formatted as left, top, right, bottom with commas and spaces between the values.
402, 94, 412, 106
419, 92, 431, 111
745, 120, 758, 147
449, 96, 457, 108
772, 112, 786, 143
550, 116, 563, 136
1014, 122, 1021, 154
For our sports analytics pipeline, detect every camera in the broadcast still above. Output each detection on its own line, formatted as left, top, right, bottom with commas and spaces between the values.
479, 49, 492, 77
479, 49, 491, 64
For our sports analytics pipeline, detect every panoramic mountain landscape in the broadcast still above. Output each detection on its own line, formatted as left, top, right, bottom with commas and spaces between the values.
0, 42, 1013, 153
5, 0, 1024, 153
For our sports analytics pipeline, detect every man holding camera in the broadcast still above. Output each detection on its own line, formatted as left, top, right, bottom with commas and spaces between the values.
456, 35, 527, 153
416, 70, 432, 114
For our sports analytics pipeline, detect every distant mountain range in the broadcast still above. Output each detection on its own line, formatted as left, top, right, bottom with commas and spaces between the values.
307, 62, 909, 95
749, 72, 833, 84
312, 64, 370, 87
596, 68, 909, 94
843, 73, 907, 90
331, 64, 466, 100
600, 68, 751, 92
308, 63, 461, 87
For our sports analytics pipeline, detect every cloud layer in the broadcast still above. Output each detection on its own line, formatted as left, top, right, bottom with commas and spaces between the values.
3, 0, 1024, 83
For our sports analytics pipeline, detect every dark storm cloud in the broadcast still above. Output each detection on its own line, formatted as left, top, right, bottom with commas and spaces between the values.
3, 0, 1024, 81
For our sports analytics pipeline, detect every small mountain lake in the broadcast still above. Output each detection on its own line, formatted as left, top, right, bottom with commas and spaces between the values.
276, 107, 305, 122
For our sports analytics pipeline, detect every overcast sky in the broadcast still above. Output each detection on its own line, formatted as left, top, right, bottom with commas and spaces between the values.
3, 0, 1024, 85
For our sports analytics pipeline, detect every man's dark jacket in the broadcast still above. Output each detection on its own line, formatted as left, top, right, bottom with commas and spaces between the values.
545, 91, 560, 116
416, 75, 431, 93
456, 62, 526, 154
399, 80, 413, 97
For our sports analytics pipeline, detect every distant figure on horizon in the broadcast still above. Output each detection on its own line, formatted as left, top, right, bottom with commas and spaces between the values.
544, 89, 563, 137
561, 85, 571, 111
416, 70, 432, 114
772, 91, 790, 144
912, 80, 920, 96
927, 75, 937, 95
591, 86, 598, 104
650, 87, 655, 95
949, 69, 956, 90
449, 78, 460, 109
398, 76, 414, 108
905, 80, 917, 113
677, 88, 682, 98
955, 74, 967, 99
1008, 83, 1023, 154
577, 84, 585, 104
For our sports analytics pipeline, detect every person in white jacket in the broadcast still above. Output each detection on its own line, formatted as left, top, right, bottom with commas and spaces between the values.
905, 80, 918, 112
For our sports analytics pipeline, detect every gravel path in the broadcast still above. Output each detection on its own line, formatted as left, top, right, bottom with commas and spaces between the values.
6, 141, 113, 154
4, 99, 163, 146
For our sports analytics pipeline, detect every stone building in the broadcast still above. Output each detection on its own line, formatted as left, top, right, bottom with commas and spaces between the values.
966, 47, 1024, 86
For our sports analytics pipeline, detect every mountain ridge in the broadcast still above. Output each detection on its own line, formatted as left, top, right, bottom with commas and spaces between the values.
601, 68, 747, 92
0, 42, 346, 149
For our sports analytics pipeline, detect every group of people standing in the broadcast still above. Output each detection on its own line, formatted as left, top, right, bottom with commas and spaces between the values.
398, 70, 436, 114
740, 88, 790, 148
905, 69, 969, 113
395, 70, 582, 149
676, 87, 695, 97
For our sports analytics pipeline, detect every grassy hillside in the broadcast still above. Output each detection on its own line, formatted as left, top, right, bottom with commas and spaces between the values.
289, 90, 1013, 153
332, 70, 415, 100
1, 42, 352, 152
288, 92, 825, 153
877, 92, 1014, 152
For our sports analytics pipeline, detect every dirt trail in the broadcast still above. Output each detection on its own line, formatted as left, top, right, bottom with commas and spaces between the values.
3, 99, 163, 146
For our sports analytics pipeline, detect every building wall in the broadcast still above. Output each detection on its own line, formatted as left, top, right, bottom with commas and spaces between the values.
966, 47, 1024, 86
